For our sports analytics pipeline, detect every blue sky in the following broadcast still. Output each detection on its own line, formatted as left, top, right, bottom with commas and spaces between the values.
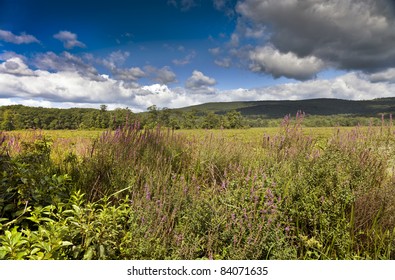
1, 0, 395, 111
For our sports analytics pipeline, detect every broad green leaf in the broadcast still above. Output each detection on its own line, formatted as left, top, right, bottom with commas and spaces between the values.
30, 248, 41, 255
83, 247, 94, 260
61, 241, 73, 247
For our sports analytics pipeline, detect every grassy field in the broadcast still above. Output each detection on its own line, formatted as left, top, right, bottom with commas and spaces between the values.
1, 121, 395, 259
6, 126, 354, 153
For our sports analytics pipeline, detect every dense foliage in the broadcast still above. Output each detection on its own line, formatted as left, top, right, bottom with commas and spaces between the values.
1, 103, 392, 131
0, 104, 245, 130
0, 105, 131, 130
1, 115, 395, 259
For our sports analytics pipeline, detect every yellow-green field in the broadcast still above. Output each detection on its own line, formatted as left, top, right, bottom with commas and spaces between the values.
6, 126, 359, 145
5, 127, 354, 161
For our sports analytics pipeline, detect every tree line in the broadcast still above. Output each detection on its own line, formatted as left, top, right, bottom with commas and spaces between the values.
0, 104, 388, 131
0, 105, 245, 131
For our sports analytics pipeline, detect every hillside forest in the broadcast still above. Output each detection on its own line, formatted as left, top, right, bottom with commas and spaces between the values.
2, 98, 395, 130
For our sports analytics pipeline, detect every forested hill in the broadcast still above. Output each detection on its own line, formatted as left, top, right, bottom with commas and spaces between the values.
179, 97, 395, 118
1, 97, 395, 130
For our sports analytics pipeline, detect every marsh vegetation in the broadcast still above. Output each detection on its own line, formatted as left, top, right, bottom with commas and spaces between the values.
1, 114, 395, 259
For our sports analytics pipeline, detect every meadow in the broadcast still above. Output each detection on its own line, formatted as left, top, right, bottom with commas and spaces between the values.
1, 115, 395, 259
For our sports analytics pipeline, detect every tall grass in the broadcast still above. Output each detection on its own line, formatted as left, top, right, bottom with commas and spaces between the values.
1, 116, 395, 259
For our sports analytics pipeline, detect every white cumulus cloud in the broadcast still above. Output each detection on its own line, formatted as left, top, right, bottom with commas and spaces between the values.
2, 51, 395, 113
368, 68, 395, 83
249, 46, 326, 80
185, 70, 217, 94
0, 57, 36, 76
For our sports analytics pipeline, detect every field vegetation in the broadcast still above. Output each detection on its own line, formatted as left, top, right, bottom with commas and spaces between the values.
1, 113, 395, 259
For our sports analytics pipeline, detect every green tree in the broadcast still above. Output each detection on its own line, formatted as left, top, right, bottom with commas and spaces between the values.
226, 110, 243, 128
1, 110, 15, 131
182, 111, 198, 129
159, 107, 171, 127
109, 108, 133, 129
146, 105, 159, 128
202, 111, 221, 129
100, 104, 107, 113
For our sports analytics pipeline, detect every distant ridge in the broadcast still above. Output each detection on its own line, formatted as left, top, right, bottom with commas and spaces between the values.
2, 97, 395, 119
177, 97, 395, 118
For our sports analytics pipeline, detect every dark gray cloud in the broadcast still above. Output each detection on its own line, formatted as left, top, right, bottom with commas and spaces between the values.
237, 0, 395, 77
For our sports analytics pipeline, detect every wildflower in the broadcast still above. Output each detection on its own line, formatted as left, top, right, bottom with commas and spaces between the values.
231, 213, 236, 221
144, 184, 151, 201
221, 180, 227, 190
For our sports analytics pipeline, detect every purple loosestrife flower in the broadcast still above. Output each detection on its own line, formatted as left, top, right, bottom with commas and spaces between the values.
175, 234, 183, 246
231, 213, 236, 221
145, 184, 151, 201
265, 188, 274, 200
145, 192, 151, 200
221, 180, 227, 190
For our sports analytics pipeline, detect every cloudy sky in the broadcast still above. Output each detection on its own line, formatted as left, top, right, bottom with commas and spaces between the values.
1, 0, 395, 111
